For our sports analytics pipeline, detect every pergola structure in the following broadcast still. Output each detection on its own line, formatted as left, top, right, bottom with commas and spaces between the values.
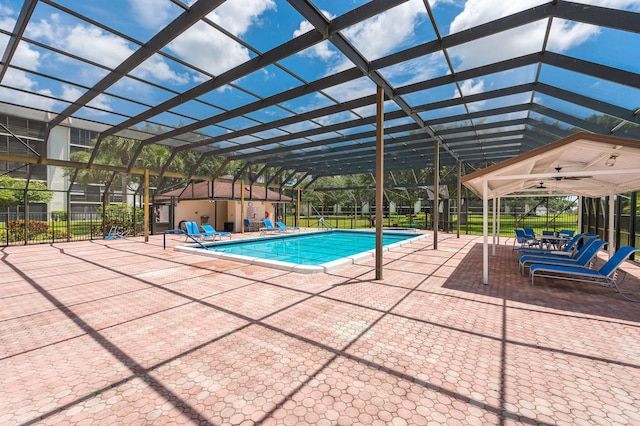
1, 1, 638, 177
462, 132, 640, 284
1, 1, 639, 276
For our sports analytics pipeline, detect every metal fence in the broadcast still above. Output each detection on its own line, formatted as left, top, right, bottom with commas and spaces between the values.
0, 212, 144, 247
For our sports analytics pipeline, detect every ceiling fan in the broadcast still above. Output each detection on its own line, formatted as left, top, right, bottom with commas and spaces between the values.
550, 167, 591, 181
536, 181, 547, 189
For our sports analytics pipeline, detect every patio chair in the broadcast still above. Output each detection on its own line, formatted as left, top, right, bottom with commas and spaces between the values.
541, 230, 556, 249
559, 229, 575, 238
275, 221, 299, 232
523, 227, 537, 240
260, 219, 283, 235
530, 246, 640, 302
514, 229, 540, 250
200, 224, 232, 240
519, 238, 605, 276
516, 233, 595, 257
244, 219, 260, 232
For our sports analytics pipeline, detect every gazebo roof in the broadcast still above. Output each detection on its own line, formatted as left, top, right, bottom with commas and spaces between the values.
462, 132, 640, 199
155, 180, 292, 202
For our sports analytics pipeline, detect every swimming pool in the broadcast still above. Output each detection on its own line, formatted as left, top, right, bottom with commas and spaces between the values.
176, 229, 427, 273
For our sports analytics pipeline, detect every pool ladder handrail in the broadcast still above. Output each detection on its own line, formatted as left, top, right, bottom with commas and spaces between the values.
163, 229, 207, 249
316, 218, 333, 231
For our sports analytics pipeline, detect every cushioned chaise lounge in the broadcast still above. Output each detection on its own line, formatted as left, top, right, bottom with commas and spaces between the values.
529, 246, 640, 302
519, 238, 605, 276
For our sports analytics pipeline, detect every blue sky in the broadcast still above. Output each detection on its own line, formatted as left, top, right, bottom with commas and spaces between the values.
0, 0, 638, 132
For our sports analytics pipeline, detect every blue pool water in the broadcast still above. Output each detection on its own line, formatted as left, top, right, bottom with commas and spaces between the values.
201, 230, 420, 266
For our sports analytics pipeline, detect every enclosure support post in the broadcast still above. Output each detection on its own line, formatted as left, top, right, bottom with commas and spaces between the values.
241, 180, 245, 233
144, 169, 149, 242
457, 161, 461, 238
631, 192, 637, 260
433, 140, 439, 250
297, 188, 301, 228
375, 86, 384, 280
23, 186, 29, 245
66, 189, 71, 241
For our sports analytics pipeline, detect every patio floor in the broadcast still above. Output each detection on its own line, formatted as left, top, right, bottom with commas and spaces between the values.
1, 231, 639, 425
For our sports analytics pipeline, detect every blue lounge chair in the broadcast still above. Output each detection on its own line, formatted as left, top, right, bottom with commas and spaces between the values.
519, 238, 605, 275
200, 224, 231, 240
260, 219, 283, 234
530, 246, 640, 302
184, 221, 209, 241
275, 221, 299, 232
104, 225, 129, 240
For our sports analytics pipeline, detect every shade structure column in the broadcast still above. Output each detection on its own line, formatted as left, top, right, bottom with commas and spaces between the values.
609, 189, 615, 258
492, 196, 497, 257
144, 169, 149, 242
578, 195, 583, 232
483, 179, 489, 285
375, 86, 384, 280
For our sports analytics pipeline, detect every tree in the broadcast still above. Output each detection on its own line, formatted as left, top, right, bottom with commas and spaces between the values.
0, 175, 53, 210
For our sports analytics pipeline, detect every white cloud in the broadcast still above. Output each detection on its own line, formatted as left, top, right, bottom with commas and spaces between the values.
446, 0, 622, 71
341, 0, 428, 61
167, 0, 275, 76
547, 19, 599, 51
294, 10, 336, 60
458, 79, 485, 97
209, 0, 276, 36
575, 0, 640, 11
26, 15, 188, 87
61, 85, 112, 113
292, 0, 432, 116
131, 0, 175, 29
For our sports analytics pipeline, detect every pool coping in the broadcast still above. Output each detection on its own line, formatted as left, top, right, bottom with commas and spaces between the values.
174, 229, 430, 274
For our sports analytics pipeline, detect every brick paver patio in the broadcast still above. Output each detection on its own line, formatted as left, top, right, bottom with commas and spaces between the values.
1, 231, 639, 425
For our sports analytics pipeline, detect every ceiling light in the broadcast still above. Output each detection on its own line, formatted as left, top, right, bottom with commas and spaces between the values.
605, 154, 618, 167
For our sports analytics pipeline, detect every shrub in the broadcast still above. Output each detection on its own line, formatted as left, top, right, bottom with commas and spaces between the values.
51, 210, 67, 221
7, 220, 49, 242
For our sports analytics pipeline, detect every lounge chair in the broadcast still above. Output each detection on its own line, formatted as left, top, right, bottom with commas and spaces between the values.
530, 246, 640, 302
275, 221, 299, 232
519, 238, 605, 275
260, 219, 283, 235
104, 225, 129, 240
200, 224, 231, 240
184, 221, 209, 241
